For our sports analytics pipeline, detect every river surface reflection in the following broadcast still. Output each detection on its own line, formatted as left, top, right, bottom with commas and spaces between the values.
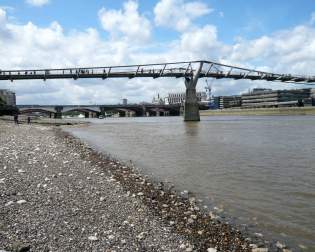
64, 116, 315, 251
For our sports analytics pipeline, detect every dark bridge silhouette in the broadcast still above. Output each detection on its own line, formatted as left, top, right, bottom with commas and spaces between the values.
2, 60, 315, 121
17, 104, 184, 119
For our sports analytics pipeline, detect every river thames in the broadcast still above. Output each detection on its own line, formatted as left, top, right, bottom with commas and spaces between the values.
65, 115, 315, 251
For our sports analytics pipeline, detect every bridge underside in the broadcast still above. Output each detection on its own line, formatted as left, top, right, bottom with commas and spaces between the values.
19, 109, 56, 118
63, 109, 100, 118
17, 105, 180, 119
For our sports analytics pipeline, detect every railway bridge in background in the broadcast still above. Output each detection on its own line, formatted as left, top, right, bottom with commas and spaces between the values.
2, 60, 315, 121
17, 104, 183, 118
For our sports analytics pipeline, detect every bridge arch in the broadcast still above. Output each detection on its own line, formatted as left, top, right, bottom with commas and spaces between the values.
19, 108, 56, 118
62, 107, 100, 118
101, 107, 137, 117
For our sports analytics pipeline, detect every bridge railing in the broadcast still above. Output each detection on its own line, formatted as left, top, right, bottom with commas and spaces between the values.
1, 60, 315, 83
0, 61, 196, 78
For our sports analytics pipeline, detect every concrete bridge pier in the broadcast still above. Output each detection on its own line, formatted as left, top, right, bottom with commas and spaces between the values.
54, 106, 63, 119
184, 62, 203, 121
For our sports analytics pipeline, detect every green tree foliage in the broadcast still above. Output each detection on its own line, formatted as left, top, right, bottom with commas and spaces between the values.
0, 96, 6, 105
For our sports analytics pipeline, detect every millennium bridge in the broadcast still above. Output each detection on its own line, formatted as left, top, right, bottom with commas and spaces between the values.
1, 60, 315, 121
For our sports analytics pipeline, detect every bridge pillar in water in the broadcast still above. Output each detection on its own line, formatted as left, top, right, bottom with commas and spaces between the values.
54, 106, 63, 119
184, 62, 203, 121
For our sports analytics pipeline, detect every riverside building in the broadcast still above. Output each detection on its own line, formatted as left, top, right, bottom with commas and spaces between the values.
167, 92, 207, 105
241, 88, 315, 108
0, 89, 16, 106
218, 95, 242, 109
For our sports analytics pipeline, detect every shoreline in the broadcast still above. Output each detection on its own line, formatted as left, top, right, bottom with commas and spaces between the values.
0, 116, 89, 126
200, 107, 315, 116
0, 120, 290, 251
61, 124, 294, 252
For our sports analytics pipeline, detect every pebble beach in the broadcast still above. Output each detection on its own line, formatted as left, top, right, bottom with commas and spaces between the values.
0, 120, 290, 252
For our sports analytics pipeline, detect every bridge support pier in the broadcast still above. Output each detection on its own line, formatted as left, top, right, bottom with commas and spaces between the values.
184, 62, 203, 121
54, 106, 63, 119
184, 85, 200, 121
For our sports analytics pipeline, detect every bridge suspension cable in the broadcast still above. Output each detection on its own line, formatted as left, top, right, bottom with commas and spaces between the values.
0, 60, 315, 84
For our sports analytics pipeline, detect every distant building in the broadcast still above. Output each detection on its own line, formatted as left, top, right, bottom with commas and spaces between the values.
218, 95, 242, 109
122, 98, 128, 105
0, 89, 16, 106
210, 96, 220, 109
167, 92, 207, 105
241, 88, 315, 108
152, 93, 165, 105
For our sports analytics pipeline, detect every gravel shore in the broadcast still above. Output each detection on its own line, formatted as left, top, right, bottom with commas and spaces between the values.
0, 121, 286, 252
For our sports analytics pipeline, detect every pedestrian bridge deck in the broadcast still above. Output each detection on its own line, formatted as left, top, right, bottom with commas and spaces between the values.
1, 60, 315, 84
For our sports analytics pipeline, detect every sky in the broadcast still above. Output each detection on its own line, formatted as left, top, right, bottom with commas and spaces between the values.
0, 0, 315, 104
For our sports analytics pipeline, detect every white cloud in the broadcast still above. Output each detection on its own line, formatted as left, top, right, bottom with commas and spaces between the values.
0, 8, 6, 22
98, 0, 151, 44
179, 25, 219, 54
154, 0, 213, 32
229, 25, 315, 75
26, 0, 50, 7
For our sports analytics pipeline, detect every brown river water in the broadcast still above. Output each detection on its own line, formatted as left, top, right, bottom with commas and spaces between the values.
64, 116, 315, 251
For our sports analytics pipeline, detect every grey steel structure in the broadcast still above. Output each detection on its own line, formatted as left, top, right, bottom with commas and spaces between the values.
1, 60, 315, 121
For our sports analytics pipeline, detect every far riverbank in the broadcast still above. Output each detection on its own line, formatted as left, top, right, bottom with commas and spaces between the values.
200, 107, 315, 116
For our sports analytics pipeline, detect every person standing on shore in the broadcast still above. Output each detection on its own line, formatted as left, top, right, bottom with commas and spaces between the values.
27, 116, 31, 124
14, 114, 19, 125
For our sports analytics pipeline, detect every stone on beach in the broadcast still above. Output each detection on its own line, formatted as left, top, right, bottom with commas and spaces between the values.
276, 241, 286, 249
207, 248, 217, 252
16, 200, 27, 204
5, 201, 14, 207
88, 235, 98, 241
252, 248, 268, 252
108, 234, 115, 240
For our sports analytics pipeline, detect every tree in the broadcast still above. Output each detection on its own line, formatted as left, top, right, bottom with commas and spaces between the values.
0, 97, 18, 116
0, 96, 6, 105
